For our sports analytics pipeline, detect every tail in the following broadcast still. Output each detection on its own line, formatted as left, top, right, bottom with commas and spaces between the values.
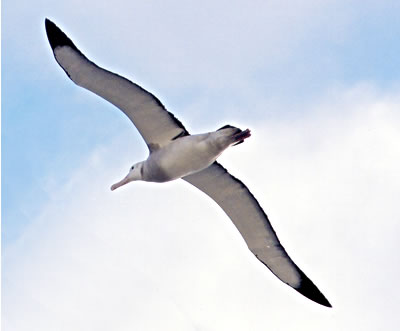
217, 125, 251, 146
232, 128, 251, 146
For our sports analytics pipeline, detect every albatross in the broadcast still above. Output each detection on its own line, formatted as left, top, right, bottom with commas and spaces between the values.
45, 19, 331, 307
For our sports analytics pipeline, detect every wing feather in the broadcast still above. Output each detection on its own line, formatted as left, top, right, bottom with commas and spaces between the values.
183, 162, 331, 307
45, 19, 188, 149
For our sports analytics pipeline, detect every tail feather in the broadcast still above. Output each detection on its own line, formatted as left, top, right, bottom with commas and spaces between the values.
232, 128, 251, 145
216, 125, 251, 146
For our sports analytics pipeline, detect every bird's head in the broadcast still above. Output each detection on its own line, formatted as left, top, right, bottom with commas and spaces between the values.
111, 162, 144, 191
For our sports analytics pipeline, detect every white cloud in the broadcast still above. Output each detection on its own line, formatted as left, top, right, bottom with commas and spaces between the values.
4, 84, 400, 330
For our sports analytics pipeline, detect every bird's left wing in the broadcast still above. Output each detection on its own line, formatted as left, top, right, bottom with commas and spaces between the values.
45, 19, 188, 150
183, 162, 331, 307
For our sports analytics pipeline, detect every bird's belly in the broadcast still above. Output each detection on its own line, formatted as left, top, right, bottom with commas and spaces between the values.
144, 138, 221, 182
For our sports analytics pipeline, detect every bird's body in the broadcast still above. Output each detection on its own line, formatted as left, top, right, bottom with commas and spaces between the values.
144, 127, 250, 182
143, 130, 238, 182
45, 19, 331, 307
112, 127, 251, 188
144, 132, 216, 182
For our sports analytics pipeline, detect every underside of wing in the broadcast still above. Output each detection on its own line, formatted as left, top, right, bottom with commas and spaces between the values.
45, 19, 189, 150
183, 162, 331, 307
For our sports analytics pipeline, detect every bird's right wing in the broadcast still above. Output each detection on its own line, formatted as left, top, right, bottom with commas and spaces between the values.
183, 162, 331, 307
45, 19, 189, 151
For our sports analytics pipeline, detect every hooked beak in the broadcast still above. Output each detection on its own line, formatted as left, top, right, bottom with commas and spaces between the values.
111, 175, 131, 191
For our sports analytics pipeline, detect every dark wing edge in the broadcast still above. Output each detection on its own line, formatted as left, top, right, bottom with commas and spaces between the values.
183, 162, 331, 307
44, 18, 189, 148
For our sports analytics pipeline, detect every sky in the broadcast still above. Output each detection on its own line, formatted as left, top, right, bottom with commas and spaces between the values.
2, 0, 400, 330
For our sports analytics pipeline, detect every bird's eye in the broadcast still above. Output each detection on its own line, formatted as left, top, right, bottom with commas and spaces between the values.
131, 165, 135, 170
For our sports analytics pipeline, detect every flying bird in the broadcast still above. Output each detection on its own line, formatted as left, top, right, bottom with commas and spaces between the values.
45, 18, 331, 307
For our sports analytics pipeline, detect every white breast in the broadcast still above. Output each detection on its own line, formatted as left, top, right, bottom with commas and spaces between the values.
142, 133, 225, 182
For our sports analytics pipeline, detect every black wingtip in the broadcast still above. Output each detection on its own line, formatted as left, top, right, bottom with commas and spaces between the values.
44, 18, 79, 52
256, 257, 331, 307
295, 269, 332, 307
